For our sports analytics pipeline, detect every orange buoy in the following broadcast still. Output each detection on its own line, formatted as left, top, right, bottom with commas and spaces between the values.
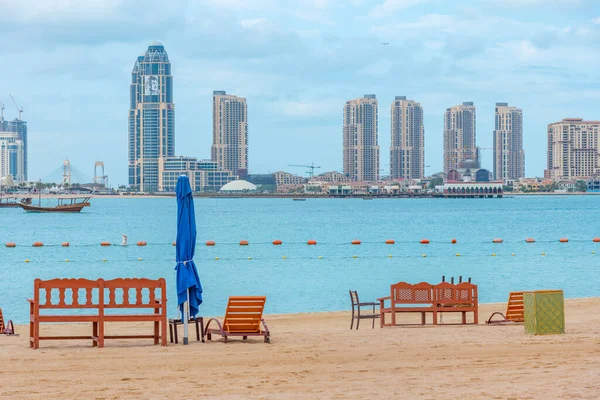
272, 240, 282, 245
307, 240, 317, 245
420, 239, 430, 244
137, 241, 147, 246
62, 242, 70, 247
451, 238, 457, 244
526, 238, 535, 243
559, 238, 568, 243
100, 242, 111, 247
593, 238, 600, 243
206, 241, 216, 246
172, 241, 176, 246
351, 240, 361, 245
492, 238, 503, 243
33, 242, 43, 247
385, 239, 395, 245
239, 240, 249, 246
5, 242, 16, 248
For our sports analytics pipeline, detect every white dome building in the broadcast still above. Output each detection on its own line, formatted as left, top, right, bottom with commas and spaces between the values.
220, 180, 257, 192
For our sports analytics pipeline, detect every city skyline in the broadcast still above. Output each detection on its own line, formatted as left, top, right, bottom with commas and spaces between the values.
1, 1, 599, 184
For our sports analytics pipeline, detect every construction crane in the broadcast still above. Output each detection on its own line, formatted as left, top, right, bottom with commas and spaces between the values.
288, 163, 321, 178
9, 94, 23, 120
0, 100, 4, 121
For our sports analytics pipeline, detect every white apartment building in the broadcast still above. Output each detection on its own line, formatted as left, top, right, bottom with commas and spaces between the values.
390, 96, 424, 179
343, 95, 379, 182
493, 103, 524, 181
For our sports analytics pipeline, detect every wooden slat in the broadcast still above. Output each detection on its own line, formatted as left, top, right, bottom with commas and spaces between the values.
38, 315, 99, 322
102, 315, 164, 322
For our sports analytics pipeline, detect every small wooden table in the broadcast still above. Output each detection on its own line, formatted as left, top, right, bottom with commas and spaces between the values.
169, 317, 205, 344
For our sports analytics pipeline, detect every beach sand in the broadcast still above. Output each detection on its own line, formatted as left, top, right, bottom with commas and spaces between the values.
1, 299, 599, 399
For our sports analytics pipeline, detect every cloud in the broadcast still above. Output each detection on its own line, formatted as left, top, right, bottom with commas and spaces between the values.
240, 18, 269, 29
592, 17, 600, 24
370, 0, 431, 18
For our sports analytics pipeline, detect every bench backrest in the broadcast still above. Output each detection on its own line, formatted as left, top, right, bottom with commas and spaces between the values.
103, 278, 166, 309
223, 296, 266, 333
434, 282, 478, 306
34, 278, 102, 309
32, 278, 166, 312
391, 282, 434, 304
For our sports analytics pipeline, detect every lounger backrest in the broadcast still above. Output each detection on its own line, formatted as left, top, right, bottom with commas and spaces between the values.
103, 278, 166, 309
391, 282, 434, 304
34, 278, 101, 309
223, 296, 266, 333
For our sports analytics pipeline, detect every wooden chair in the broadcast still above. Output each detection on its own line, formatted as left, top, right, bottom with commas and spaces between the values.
205, 296, 270, 343
487, 292, 524, 324
349, 290, 379, 329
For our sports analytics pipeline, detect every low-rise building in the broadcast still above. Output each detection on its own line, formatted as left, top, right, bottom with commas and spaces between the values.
442, 182, 503, 196
273, 171, 305, 187
158, 156, 237, 192
312, 171, 350, 183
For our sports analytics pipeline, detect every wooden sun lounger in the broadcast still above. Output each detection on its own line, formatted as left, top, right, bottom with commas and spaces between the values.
487, 292, 524, 324
205, 296, 270, 343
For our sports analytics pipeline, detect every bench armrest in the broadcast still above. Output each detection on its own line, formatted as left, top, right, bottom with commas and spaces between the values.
377, 296, 391, 308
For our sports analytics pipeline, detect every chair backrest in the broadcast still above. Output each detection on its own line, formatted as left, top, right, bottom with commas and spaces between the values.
103, 278, 166, 309
34, 278, 102, 309
0, 308, 4, 334
349, 290, 359, 308
223, 296, 266, 333
391, 282, 434, 304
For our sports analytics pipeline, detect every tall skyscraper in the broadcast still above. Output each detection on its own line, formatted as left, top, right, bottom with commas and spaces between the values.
546, 118, 600, 180
1, 114, 27, 181
493, 103, 524, 181
128, 41, 175, 192
211, 91, 248, 177
390, 96, 424, 179
443, 102, 477, 173
0, 131, 25, 183
343, 94, 379, 181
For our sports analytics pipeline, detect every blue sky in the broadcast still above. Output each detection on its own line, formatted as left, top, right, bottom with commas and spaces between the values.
1, 0, 599, 184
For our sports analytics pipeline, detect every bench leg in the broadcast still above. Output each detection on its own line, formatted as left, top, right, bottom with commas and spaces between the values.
462, 311, 466, 325
99, 321, 105, 348
174, 323, 179, 344
93, 322, 98, 347
474, 310, 478, 325
433, 310, 438, 325
29, 319, 34, 348
421, 312, 425, 325
161, 319, 167, 347
169, 323, 174, 343
154, 321, 159, 345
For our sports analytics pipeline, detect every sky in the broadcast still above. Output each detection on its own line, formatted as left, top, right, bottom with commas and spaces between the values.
1, 0, 599, 185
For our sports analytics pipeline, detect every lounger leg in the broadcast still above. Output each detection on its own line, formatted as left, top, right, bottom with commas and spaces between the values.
206, 332, 211, 341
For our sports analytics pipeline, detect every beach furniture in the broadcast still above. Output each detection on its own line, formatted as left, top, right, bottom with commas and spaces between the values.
487, 291, 525, 324
349, 290, 379, 329
205, 296, 270, 343
169, 317, 205, 343
378, 282, 437, 327
524, 290, 565, 335
29, 277, 168, 349
433, 282, 479, 324
0, 308, 15, 335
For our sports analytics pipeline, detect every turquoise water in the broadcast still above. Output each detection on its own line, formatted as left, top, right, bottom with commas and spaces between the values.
1, 196, 599, 323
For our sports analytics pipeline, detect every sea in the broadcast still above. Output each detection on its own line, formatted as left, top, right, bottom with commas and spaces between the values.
1, 196, 599, 323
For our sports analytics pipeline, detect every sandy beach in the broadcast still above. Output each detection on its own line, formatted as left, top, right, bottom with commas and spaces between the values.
1, 299, 599, 399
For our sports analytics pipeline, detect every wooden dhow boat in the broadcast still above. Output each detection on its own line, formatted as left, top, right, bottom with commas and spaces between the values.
19, 197, 91, 213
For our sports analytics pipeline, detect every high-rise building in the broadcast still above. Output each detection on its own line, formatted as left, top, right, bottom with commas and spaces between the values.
493, 103, 524, 181
443, 102, 477, 173
128, 41, 175, 192
546, 118, 600, 180
343, 94, 379, 181
211, 91, 248, 177
0, 131, 25, 183
390, 96, 424, 179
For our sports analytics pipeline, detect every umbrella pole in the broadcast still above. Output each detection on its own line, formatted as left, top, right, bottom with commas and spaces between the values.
183, 290, 189, 345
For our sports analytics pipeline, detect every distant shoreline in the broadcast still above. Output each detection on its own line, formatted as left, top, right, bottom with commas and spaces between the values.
6, 191, 599, 200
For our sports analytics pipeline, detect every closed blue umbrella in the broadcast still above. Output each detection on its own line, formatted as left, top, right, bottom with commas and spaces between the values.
175, 175, 203, 345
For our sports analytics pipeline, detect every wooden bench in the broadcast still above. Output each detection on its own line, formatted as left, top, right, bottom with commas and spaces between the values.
433, 281, 478, 324
378, 281, 479, 327
29, 278, 167, 349
378, 282, 437, 327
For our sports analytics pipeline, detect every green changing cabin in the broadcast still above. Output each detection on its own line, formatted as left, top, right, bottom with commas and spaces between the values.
523, 290, 565, 335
